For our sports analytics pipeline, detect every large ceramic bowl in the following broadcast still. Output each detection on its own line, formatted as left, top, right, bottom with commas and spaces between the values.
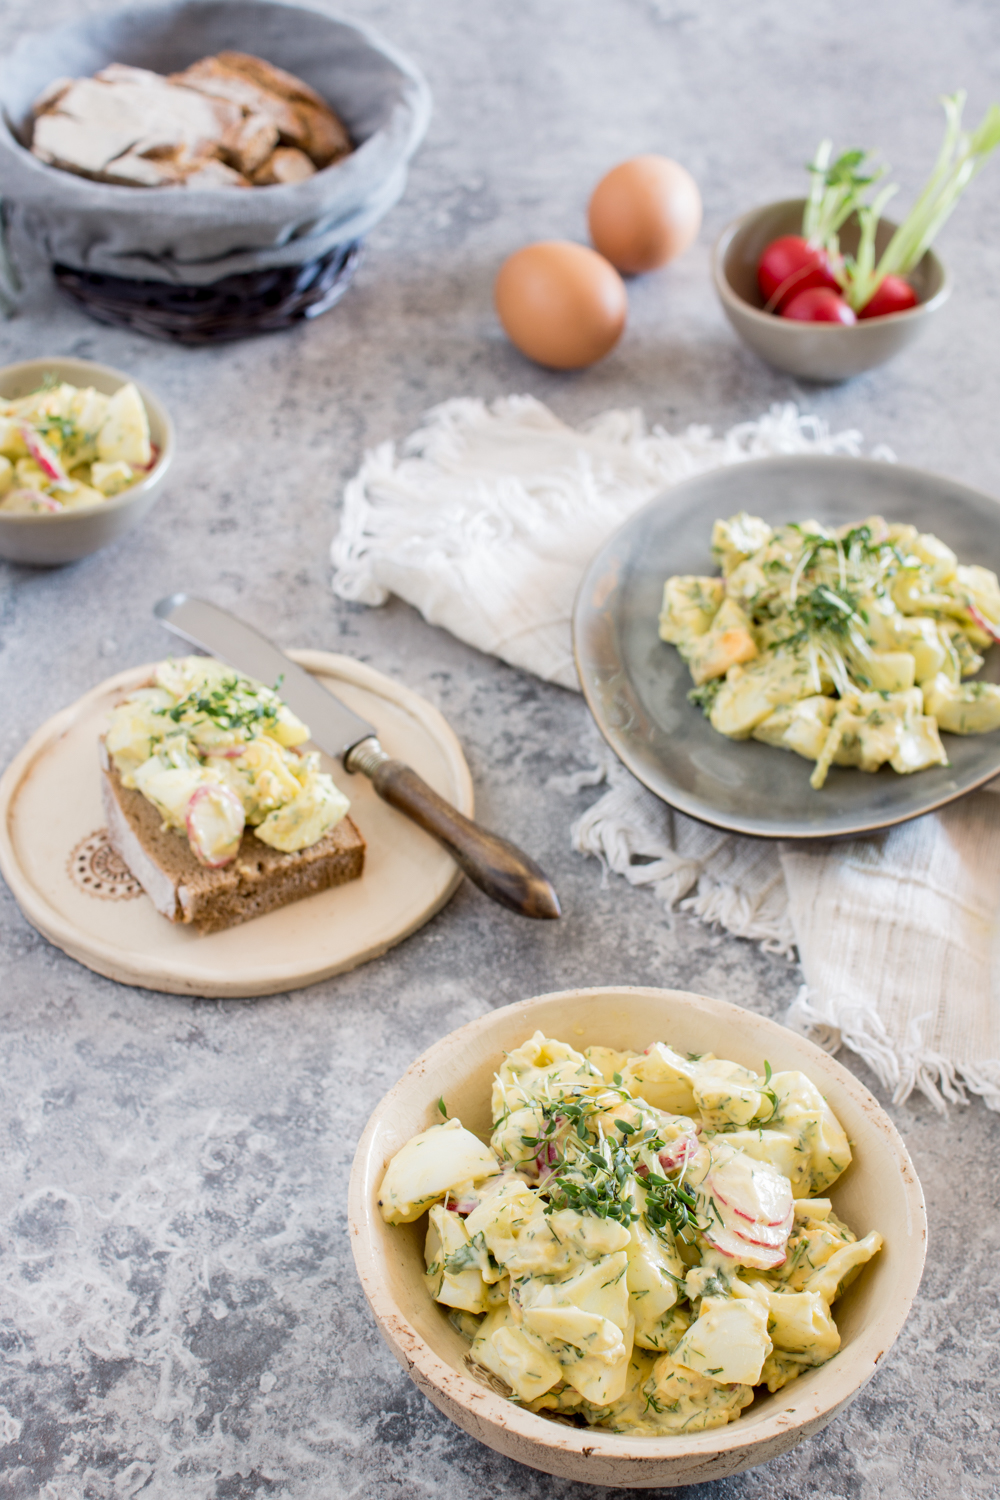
0, 357, 174, 566
349, 985, 926, 1489
713, 199, 950, 382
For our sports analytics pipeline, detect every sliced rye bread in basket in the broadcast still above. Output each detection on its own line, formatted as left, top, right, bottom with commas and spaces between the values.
100, 743, 364, 933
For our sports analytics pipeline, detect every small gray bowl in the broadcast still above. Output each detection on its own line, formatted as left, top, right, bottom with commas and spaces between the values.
0, 357, 174, 566
712, 199, 951, 382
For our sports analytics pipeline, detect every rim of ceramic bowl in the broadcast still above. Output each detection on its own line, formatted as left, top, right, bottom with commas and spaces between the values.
0, 356, 174, 527
712, 198, 952, 329
349, 985, 927, 1473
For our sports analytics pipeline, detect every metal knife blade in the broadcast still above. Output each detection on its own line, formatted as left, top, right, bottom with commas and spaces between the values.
153, 594, 376, 761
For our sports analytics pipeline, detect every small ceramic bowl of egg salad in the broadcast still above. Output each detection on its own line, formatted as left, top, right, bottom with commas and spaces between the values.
349, 985, 926, 1489
0, 356, 174, 565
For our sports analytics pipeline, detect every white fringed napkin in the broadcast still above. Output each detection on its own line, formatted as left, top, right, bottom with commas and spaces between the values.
331, 396, 1000, 1113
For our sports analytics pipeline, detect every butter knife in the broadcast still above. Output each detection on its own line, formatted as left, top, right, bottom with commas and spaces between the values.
153, 594, 561, 920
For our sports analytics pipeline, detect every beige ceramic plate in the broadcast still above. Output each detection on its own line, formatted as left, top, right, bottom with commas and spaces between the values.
0, 651, 471, 997
350, 987, 927, 1489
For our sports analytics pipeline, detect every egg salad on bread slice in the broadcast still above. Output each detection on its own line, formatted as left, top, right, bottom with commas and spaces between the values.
105, 656, 349, 867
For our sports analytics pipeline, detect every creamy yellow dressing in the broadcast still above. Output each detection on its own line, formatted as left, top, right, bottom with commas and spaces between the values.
379, 1030, 882, 1435
106, 656, 350, 866
660, 512, 1000, 788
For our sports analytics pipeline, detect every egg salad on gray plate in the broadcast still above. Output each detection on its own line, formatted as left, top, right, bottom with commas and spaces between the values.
105, 656, 350, 867
660, 511, 1000, 788
378, 1032, 881, 1436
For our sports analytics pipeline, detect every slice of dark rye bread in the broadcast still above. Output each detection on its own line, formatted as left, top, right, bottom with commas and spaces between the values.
100, 743, 365, 933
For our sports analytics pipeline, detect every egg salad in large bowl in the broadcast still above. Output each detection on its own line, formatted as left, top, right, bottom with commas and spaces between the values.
377, 1030, 879, 1435
349, 987, 926, 1487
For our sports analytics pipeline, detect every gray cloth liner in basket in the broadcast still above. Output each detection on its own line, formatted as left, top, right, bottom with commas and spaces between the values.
0, 0, 431, 285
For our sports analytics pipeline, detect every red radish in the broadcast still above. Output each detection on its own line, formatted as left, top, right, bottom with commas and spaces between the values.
757, 236, 838, 310
658, 1133, 699, 1172
6, 488, 62, 512
782, 287, 857, 324
702, 1222, 788, 1270
967, 602, 1000, 644
535, 1140, 560, 1173
858, 275, 918, 318
705, 1152, 792, 1225
446, 1195, 480, 1216
185, 784, 245, 867
723, 1209, 795, 1250
19, 423, 69, 484
710, 1178, 789, 1228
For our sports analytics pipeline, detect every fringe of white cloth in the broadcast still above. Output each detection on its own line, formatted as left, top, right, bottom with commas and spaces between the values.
559, 746, 1000, 1115
556, 746, 795, 956
786, 987, 1000, 1113
331, 396, 891, 691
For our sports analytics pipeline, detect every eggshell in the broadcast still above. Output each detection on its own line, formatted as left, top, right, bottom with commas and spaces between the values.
588, 156, 702, 274
494, 241, 627, 369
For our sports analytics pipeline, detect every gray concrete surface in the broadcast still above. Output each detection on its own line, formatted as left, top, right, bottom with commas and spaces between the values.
1, 0, 998, 1496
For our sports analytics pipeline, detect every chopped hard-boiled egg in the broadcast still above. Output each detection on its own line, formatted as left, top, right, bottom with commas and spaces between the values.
379, 1029, 881, 1437
672, 1295, 772, 1386
378, 1120, 499, 1225
96, 381, 152, 468
105, 657, 350, 868
663, 510, 1000, 789
0, 376, 154, 515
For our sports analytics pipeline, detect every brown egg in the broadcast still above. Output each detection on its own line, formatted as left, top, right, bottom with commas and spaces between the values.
588, 156, 702, 274
494, 241, 627, 369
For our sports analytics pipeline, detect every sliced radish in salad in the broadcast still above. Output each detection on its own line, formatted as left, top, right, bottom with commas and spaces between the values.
967, 602, 1000, 644
20, 423, 70, 485
701, 1222, 788, 1270
708, 1143, 792, 1224
698, 1142, 794, 1268
444, 1193, 481, 1216
658, 1131, 700, 1173
5, 488, 62, 512
185, 784, 245, 867
708, 1168, 790, 1227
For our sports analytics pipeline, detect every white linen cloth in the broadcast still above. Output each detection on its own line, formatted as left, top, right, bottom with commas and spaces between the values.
331, 395, 1000, 1113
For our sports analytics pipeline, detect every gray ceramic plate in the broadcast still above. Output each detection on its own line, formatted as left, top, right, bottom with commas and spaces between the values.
572, 455, 1000, 839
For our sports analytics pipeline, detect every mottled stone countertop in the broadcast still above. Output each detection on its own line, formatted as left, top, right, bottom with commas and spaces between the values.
1, 1, 998, 1497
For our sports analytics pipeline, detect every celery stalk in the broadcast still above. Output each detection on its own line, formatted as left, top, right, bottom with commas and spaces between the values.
875, 93, 1000, 280
803, 143, 883, 249
800, 93, 1000, 313
846, 93, 1000, 310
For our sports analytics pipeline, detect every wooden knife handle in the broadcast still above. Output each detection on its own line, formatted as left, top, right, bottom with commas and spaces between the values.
369, 759, 561, 920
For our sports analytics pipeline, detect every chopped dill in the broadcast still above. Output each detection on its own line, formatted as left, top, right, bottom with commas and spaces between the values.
687, 678, 723, 716
157, 674, 284, 734
790, 583, 859, 637
642, 1170, 702, 1243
